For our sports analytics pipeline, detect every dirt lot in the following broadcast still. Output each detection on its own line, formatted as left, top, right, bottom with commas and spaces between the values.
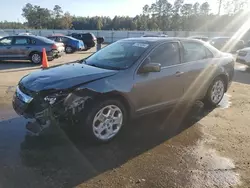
0, 51, 250, 188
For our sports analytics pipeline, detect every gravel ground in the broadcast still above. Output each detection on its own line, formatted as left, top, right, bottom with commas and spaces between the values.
0, 51, 250, 188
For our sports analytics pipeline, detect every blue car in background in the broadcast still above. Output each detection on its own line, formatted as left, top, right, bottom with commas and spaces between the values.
47, 35, 85, 53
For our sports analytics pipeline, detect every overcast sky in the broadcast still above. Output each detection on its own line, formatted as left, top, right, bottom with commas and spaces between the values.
0, 0, 218, 22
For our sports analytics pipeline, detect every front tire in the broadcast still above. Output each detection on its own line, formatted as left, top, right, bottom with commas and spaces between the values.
204, 77, 226, 107
82, 99, 127, 144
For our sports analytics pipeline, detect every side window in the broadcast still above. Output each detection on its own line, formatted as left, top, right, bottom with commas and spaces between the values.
0, 37, 13, 45
30, 39, 36, 45
61, 37, 68, 43
13, 37, 29, 45
148, 42, 180, 67
182, 41, 207, 62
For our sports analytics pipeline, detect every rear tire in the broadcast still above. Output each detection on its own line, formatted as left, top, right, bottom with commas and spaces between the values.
204, 77, 226, 107
81, 99, 127, 144
30, 52, 42, 64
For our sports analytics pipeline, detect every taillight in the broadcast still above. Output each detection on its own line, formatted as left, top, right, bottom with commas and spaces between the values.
51, 44, 57, 50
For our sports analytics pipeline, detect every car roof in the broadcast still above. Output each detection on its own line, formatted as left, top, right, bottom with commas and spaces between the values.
189, 36, 208, 38
120, 37, 200, 44
48, 34, 65, 37
7, 35, 36, 38
210, 37, 230, 40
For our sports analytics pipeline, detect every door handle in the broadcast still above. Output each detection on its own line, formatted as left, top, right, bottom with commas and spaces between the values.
6, 47, 11, 49
26, 47, 31, 49
175, 71, 184, 77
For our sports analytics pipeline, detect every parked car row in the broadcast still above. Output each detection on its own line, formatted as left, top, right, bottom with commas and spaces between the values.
0, 35, 64, 64
0, 32, 97, 64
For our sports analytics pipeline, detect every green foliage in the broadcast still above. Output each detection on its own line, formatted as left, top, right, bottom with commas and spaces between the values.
0, 1, 249, 31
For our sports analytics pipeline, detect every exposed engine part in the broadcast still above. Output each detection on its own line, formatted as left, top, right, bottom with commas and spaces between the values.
64, 93, 91, 115
35, 108, 50, 119
44, 96, 57, 105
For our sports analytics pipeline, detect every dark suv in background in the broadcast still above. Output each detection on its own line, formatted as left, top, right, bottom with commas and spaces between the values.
68, 33, 96, 50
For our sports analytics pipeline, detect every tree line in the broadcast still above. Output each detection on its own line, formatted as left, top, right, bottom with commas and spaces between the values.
0, 0, 249, 32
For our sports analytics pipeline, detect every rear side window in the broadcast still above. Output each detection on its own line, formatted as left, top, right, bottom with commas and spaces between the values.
61, 37, 68, 43
13, 37, 30, 45
149, 42, 180, 67
182, 41, 207, 62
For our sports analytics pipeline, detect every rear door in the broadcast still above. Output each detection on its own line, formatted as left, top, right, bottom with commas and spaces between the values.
12, 36, 33, 58
179, 40, 215, 100
0, 37, 13, 58
132, 42, 184, 114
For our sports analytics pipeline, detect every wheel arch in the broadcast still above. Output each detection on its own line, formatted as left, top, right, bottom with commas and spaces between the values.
201, 73, 229, 101
97, 92, 134, 118
216, 74, 229, 92
29, 51, 41, 57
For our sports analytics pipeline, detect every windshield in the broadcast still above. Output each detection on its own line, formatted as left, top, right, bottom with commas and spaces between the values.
85, 41, 150, 70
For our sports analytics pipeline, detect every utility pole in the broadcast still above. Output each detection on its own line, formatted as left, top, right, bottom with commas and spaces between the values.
218, 0, 222, 15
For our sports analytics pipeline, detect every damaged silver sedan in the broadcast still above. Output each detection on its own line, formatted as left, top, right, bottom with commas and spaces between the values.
13, 37, 234, 143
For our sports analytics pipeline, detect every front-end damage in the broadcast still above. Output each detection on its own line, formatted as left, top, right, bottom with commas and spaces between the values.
21, 89, 96, 135
35, 91, 93, 123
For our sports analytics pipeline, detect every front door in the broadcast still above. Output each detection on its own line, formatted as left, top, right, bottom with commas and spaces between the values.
131, 42, 185, 114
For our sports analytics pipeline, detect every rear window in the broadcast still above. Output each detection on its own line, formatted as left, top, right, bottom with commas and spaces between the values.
83, 34, 92, 39
35, 36, 54, 43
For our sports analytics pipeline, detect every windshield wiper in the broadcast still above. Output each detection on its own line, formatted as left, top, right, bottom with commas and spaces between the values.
88, 63, 123, 70
81, 59, 87, 64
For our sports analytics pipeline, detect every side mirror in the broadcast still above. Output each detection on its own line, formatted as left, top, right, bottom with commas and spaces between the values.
139, 63, 161, 73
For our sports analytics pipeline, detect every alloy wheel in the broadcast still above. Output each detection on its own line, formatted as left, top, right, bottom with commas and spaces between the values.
92, 105, 123, 141
210, 80, 225, 104
31, 53, 41, 64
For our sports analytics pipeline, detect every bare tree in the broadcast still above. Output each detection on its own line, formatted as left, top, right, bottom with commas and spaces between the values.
218, 0, 222, 15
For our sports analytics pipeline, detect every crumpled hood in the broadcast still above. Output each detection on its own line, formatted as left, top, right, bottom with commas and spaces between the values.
20, 63, 118, 92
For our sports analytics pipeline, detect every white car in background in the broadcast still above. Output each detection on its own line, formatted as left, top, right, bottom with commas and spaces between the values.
17, 32, 33, 36
236, 48, 250, 66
